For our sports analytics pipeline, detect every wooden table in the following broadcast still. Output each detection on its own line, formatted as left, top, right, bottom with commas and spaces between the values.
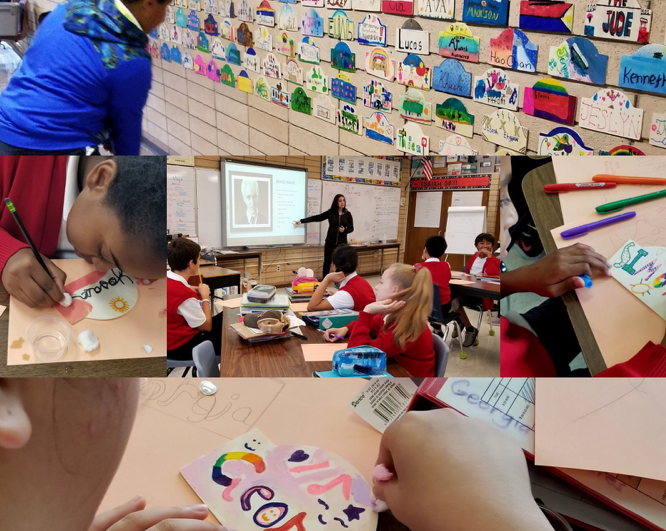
219, 308, 413, 377
521, 162, 606, 374
190, 266, 241, 294
202, 250, 263, 282
450, 272, 501, 301
0, 285, 165, 377
352, 243, 401, 274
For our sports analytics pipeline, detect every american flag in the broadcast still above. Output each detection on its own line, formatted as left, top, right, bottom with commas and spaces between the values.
422, 157, 433, 180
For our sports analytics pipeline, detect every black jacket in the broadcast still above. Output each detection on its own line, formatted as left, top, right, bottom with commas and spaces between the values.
301, 210, 354, 244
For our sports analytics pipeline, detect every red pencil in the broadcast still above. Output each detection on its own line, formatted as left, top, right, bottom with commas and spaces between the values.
544, 182, 617, 194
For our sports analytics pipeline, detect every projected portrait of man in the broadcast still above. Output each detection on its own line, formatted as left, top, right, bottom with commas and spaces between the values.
236, 178, 268, 225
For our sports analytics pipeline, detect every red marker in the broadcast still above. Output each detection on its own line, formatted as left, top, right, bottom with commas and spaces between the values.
543, 182, 617, 194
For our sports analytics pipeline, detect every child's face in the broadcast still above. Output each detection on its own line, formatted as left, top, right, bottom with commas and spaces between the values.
375, 268, 399, 301
500, 175, 518, 259
0, 379, 140, 531
476, 239, 493, 254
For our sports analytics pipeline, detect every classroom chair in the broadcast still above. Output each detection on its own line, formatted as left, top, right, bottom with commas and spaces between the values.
192, 341, 221, 377
474, 301, 499, 337
167, 358, 196, 377
429, 284, 467, 359
431, 332, 449, 377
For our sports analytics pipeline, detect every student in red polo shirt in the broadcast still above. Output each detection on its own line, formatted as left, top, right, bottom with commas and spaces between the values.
307, 245, 376, 312
167, 237, 222, 362
416, 235, 452, 314
323, 263, 436, 377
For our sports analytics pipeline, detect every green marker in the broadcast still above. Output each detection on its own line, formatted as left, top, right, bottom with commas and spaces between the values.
596, 189, 666, 214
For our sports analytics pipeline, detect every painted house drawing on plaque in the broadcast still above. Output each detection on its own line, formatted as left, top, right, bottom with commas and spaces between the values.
302, 8, 325, 37
332, 42, 356, 72
256, 0, 276, 26
539, 127, 594, 156
396, 19, 429, 55
327, 0, 352, 9
523, 78, 577, 125
193, 54, 206, 75
650, 112, 666, 149
238, 0, 253, 21
366, 47, 396, 81
160, 43, 170, 62
439, 134, 477, 156
207, 59, 220, 82
314, 94, 336, 124
171, 45, 182, 64
271, 82, 290, 107
585, 0, 651, 44
255, 76, 270, 100
219, 0, 234, 17
187, 10, 200, 30
432, 58, 471, 97
436, 98, 474, 137
171, 25, 181, 44
579, 88, 644, 141
182, 50, 194, 69
489, 28, 538, 73
197, 31, 210, 53
397, 54, 430, 90
291, 87, 312, 115
166, 5, 174, 23
382, 0, 414, 16
183, 29, 196, 49
398, 88, 432, 123
244, 47, 259, 72
365, 111, 394, 144
306, 66, 329, 93
519, 0, 573, 33
299, 37, 320, 64
548, 37, 608, 85
619, 45, 666, 96
438, 23, 479, 62
264, 52, 281, 78
328, 10, 354, 40
418, 0, 454, 19
338, 103, 362, 135
237, 69, 253, 93
204, 14, 218, 35
236, 22, 253, 47
284, 59, 304, 85
226, 42, 241, 64
278, 4, 298, 31
355, 0, 381, 11
473, 68, 519, 110
482, 109, 528, 153
397, 122, 429, 155
463, 0, 509, 26
149, 42, 158, 60
599, 145, 645, 156
256, 27, 272, 51
302, 0, 324, 7
211, 39, 226, 60
363, 80, 392, 111
331, 72, 357, 103
277, 32, 295, 56
176, 7, 187, 27
204, 0, 218, 14
358, 15, 387, 46
159, 22, 168, 41
221, 20, 234, 41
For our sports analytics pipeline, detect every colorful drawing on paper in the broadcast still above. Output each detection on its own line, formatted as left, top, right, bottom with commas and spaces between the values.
432, 59, 471, 97
327, 0, 352, 9
237, 22, 253, 47
207, 60, 220, 82
182, 50, 194, 69
397, 54, 430, 90
255, 76, 270, 100
579, 88, 644, 141
238, 0, 253, 21
227, 42, 242, 65
418, 0, 454, 19
618, 45, 666, 97
277, 32, 295, 56
610, 241, 666, 319
306, 66, 329, 94
303, 0, 324, 7
244, 48, 259, 72
365, 111, 394, 144
358, 15, 386, 46
396, 19, 429, 55
363, 80, 392, 111
489, 28, 538, 73
331, 72, 356, 103
171, 25, 182, 44
548, 37, 608, 85
149, 42, 159, 60
176, 7, 187, 27
189, 0, 200, 10
338, 103, 362, 134
332, 42, 356, 72
220, 63, 236, 86
299, 37, 320, 65
284, 59, 304, 85
585, 0, 651, 43
314, 95, 336, 124
160, 43, 171, 62
397, 122, 429, 155
183, 29, 196, 49
204, 14, 219, 35
328, 10, 353, 41
435, 98, 474, 138
519, 0, 573, 33
204, 0, 218, 14
598, 145, 646, 156
382, 0, 413, 16
278, 4, 298, 31
263, 52, 281, 78
271, 82, 290, 107
365, 47, 396, 82
221, 20, 235, 41
398, 88, 432, 124
180, 430, 378, 531
220, 0, 234, 17
256, 0, 276, 26
463, 0, 509, 26
238, 70, 253, 93
481, 109, 528, 153
302, 8, 325, 37
291, 87, 312, 115
439, 134, 477, 156
473, 68, 519, 110
187, 10, 200, 31
438, 23, 479, 62
197, 31, 210, 53
650, 112, 666, 150
194, 54, 206, 75
538, 127, 594, 156
171, 46, 183, 64
212, 39, 226, 60
523, 78, 577, 125
159, 22, 168, 41
256, 27, 273, 51
355, 0, 381, 11
54, 269, 138, 325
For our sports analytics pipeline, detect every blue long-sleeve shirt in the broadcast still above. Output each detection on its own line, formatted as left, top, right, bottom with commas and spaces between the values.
0, 0, 151, 154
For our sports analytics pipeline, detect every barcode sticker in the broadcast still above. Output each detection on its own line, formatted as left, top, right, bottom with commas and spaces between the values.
349, 379, 418, 433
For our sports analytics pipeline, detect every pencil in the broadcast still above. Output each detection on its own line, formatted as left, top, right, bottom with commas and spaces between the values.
198, 268, 203, 284
4, 198, 55, 281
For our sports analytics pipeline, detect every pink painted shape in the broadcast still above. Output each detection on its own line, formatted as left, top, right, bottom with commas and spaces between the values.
306, 473, 352, 500
54, 298, 93, 325
222, 477, 241, 502
289, 460, 330, 473
65, 269, 107, 293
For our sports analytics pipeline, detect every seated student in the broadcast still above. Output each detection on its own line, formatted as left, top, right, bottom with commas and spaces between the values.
0, 156, 165, 308
306, 244, 375, 312
415, 235, 452, 314
167, 237, 222, 361
324, 264, 436, 377
455, 233, 501, 348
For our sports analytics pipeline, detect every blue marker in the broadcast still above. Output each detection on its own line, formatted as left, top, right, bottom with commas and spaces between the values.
579, 275, 593, 289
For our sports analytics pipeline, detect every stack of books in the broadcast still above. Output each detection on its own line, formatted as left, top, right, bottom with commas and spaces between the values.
285, 287, 328, 303
239, 292, 290, 315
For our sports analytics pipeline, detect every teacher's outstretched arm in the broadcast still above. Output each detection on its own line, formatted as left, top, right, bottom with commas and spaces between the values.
295, 211, 330, 226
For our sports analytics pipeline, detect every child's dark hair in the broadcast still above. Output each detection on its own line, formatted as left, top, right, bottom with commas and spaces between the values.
424, 235, 447, 258
475, 233, 495, 247
167, 237, 201, 271
329, 194, 347, 212
103, 157, 166, 262
332, 245, 357, 274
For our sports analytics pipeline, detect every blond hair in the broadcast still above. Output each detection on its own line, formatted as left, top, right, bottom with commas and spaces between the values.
383, 263, 433, 349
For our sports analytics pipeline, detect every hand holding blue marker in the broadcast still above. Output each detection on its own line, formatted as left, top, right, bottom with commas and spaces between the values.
578, 275, 593, 289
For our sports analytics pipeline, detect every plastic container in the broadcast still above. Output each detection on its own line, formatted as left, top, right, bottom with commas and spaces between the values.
332, 346, 387, 376
26, 315, 71, 361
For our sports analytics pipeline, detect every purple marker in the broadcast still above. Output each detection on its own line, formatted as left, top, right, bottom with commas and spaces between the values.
560, 212, 637, 240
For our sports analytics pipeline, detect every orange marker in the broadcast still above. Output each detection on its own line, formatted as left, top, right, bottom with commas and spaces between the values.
593, 175, 666, 185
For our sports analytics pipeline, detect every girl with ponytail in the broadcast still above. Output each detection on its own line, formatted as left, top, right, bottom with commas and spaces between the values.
324, 263, 436, 377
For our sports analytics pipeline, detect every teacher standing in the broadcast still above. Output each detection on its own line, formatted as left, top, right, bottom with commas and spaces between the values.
295, 194, 354, 278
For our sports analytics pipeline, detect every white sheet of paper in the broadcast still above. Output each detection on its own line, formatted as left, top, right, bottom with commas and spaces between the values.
414, 192, 442, 228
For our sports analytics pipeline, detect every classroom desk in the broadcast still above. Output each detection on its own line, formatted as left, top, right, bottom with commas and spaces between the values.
189, 266, 242, 295
220, 308, 413, 377
521, 162, 606, 375
449, 272, 501, 301
0, 285, 165, 377
201, 250, 263, 283
352, 243, 401, 274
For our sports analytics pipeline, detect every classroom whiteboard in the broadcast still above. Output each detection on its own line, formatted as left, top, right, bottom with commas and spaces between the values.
445, 207, 487, 255
320, 181, 401, 244
195, 168, 223, 248
306, 179, 321, 245
167, 165, 197, 237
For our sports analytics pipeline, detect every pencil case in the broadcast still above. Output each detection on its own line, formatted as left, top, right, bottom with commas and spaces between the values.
332, 346, 387, 377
